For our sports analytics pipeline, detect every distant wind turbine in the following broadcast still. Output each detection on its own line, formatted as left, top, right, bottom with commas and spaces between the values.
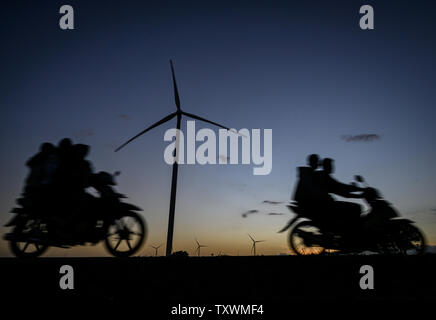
115, 60, 239, 256
248, 234, 265, 256
150, 244, 163, 256
195, 239, 207, 257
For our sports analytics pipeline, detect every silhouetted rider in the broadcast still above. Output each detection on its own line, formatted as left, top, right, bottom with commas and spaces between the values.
292, 154, 321, 215
69, 143, 93, 192
313, 158, 362, 228
24, 142, 59, 195
21, 142, 60, 212
56, 142, 94, 230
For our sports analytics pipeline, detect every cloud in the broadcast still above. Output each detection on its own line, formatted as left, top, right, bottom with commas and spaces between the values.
341, 134, 381, 142
241, 209, 259, 218
262, 200, 283, 205
241, 209, 285, 218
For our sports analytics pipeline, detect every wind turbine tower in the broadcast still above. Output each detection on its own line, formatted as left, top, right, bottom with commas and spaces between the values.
195, 239, 207, 257
248, 234, 265, 256
150, 244, 163, 257
115, 60, 238, 256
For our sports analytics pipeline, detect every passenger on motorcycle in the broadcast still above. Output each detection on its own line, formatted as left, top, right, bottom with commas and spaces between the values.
22, 142, 59, 210
292, 154, 321, 214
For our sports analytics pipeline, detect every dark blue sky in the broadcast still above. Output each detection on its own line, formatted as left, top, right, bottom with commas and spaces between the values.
1, 0, 435, 256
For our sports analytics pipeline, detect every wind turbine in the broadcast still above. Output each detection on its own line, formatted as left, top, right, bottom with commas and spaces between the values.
150, 244, 163, 256
115, 60, 237, 256
248, 234, 265, 256
195, 239, 207, 257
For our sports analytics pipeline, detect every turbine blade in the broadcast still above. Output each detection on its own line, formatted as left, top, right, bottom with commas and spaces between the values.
183, 111, 246, 137
115, 112, 177, 152
170, 60, 181, 110
182, 111, 232, 131
248, 234, 255, 241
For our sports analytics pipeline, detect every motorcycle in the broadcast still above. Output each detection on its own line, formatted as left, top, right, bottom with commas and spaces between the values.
279, 175, 426, 255
3, 171, 147, 257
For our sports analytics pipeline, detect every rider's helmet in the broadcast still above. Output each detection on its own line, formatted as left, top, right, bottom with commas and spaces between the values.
307, 154, 320, 170
58, 138, 73, 149
40, 142, 55, 153
322, 158, 334, 174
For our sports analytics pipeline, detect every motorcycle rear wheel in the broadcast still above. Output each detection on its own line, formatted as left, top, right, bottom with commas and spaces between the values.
289, 221, 325, 255
104, 212, 147, 257
9, 219, 49, 258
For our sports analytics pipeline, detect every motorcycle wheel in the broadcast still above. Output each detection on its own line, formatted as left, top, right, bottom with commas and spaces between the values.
9, 219, 49, 258
396, 224, 426, 255
104, 212, 147, 257
289, 221, 325, 255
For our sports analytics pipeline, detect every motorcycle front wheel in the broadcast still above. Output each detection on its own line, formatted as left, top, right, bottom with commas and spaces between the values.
104, 212, 147, 257
9, 219, 49, 258
289, 221, 325, 256
396, 224, 426, 255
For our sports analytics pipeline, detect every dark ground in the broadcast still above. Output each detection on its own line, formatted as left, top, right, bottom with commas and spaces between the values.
1, 255, 435, 317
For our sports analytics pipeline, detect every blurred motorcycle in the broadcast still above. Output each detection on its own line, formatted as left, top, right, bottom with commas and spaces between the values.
4, 171, 147, 257
279, 175, 426, 255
